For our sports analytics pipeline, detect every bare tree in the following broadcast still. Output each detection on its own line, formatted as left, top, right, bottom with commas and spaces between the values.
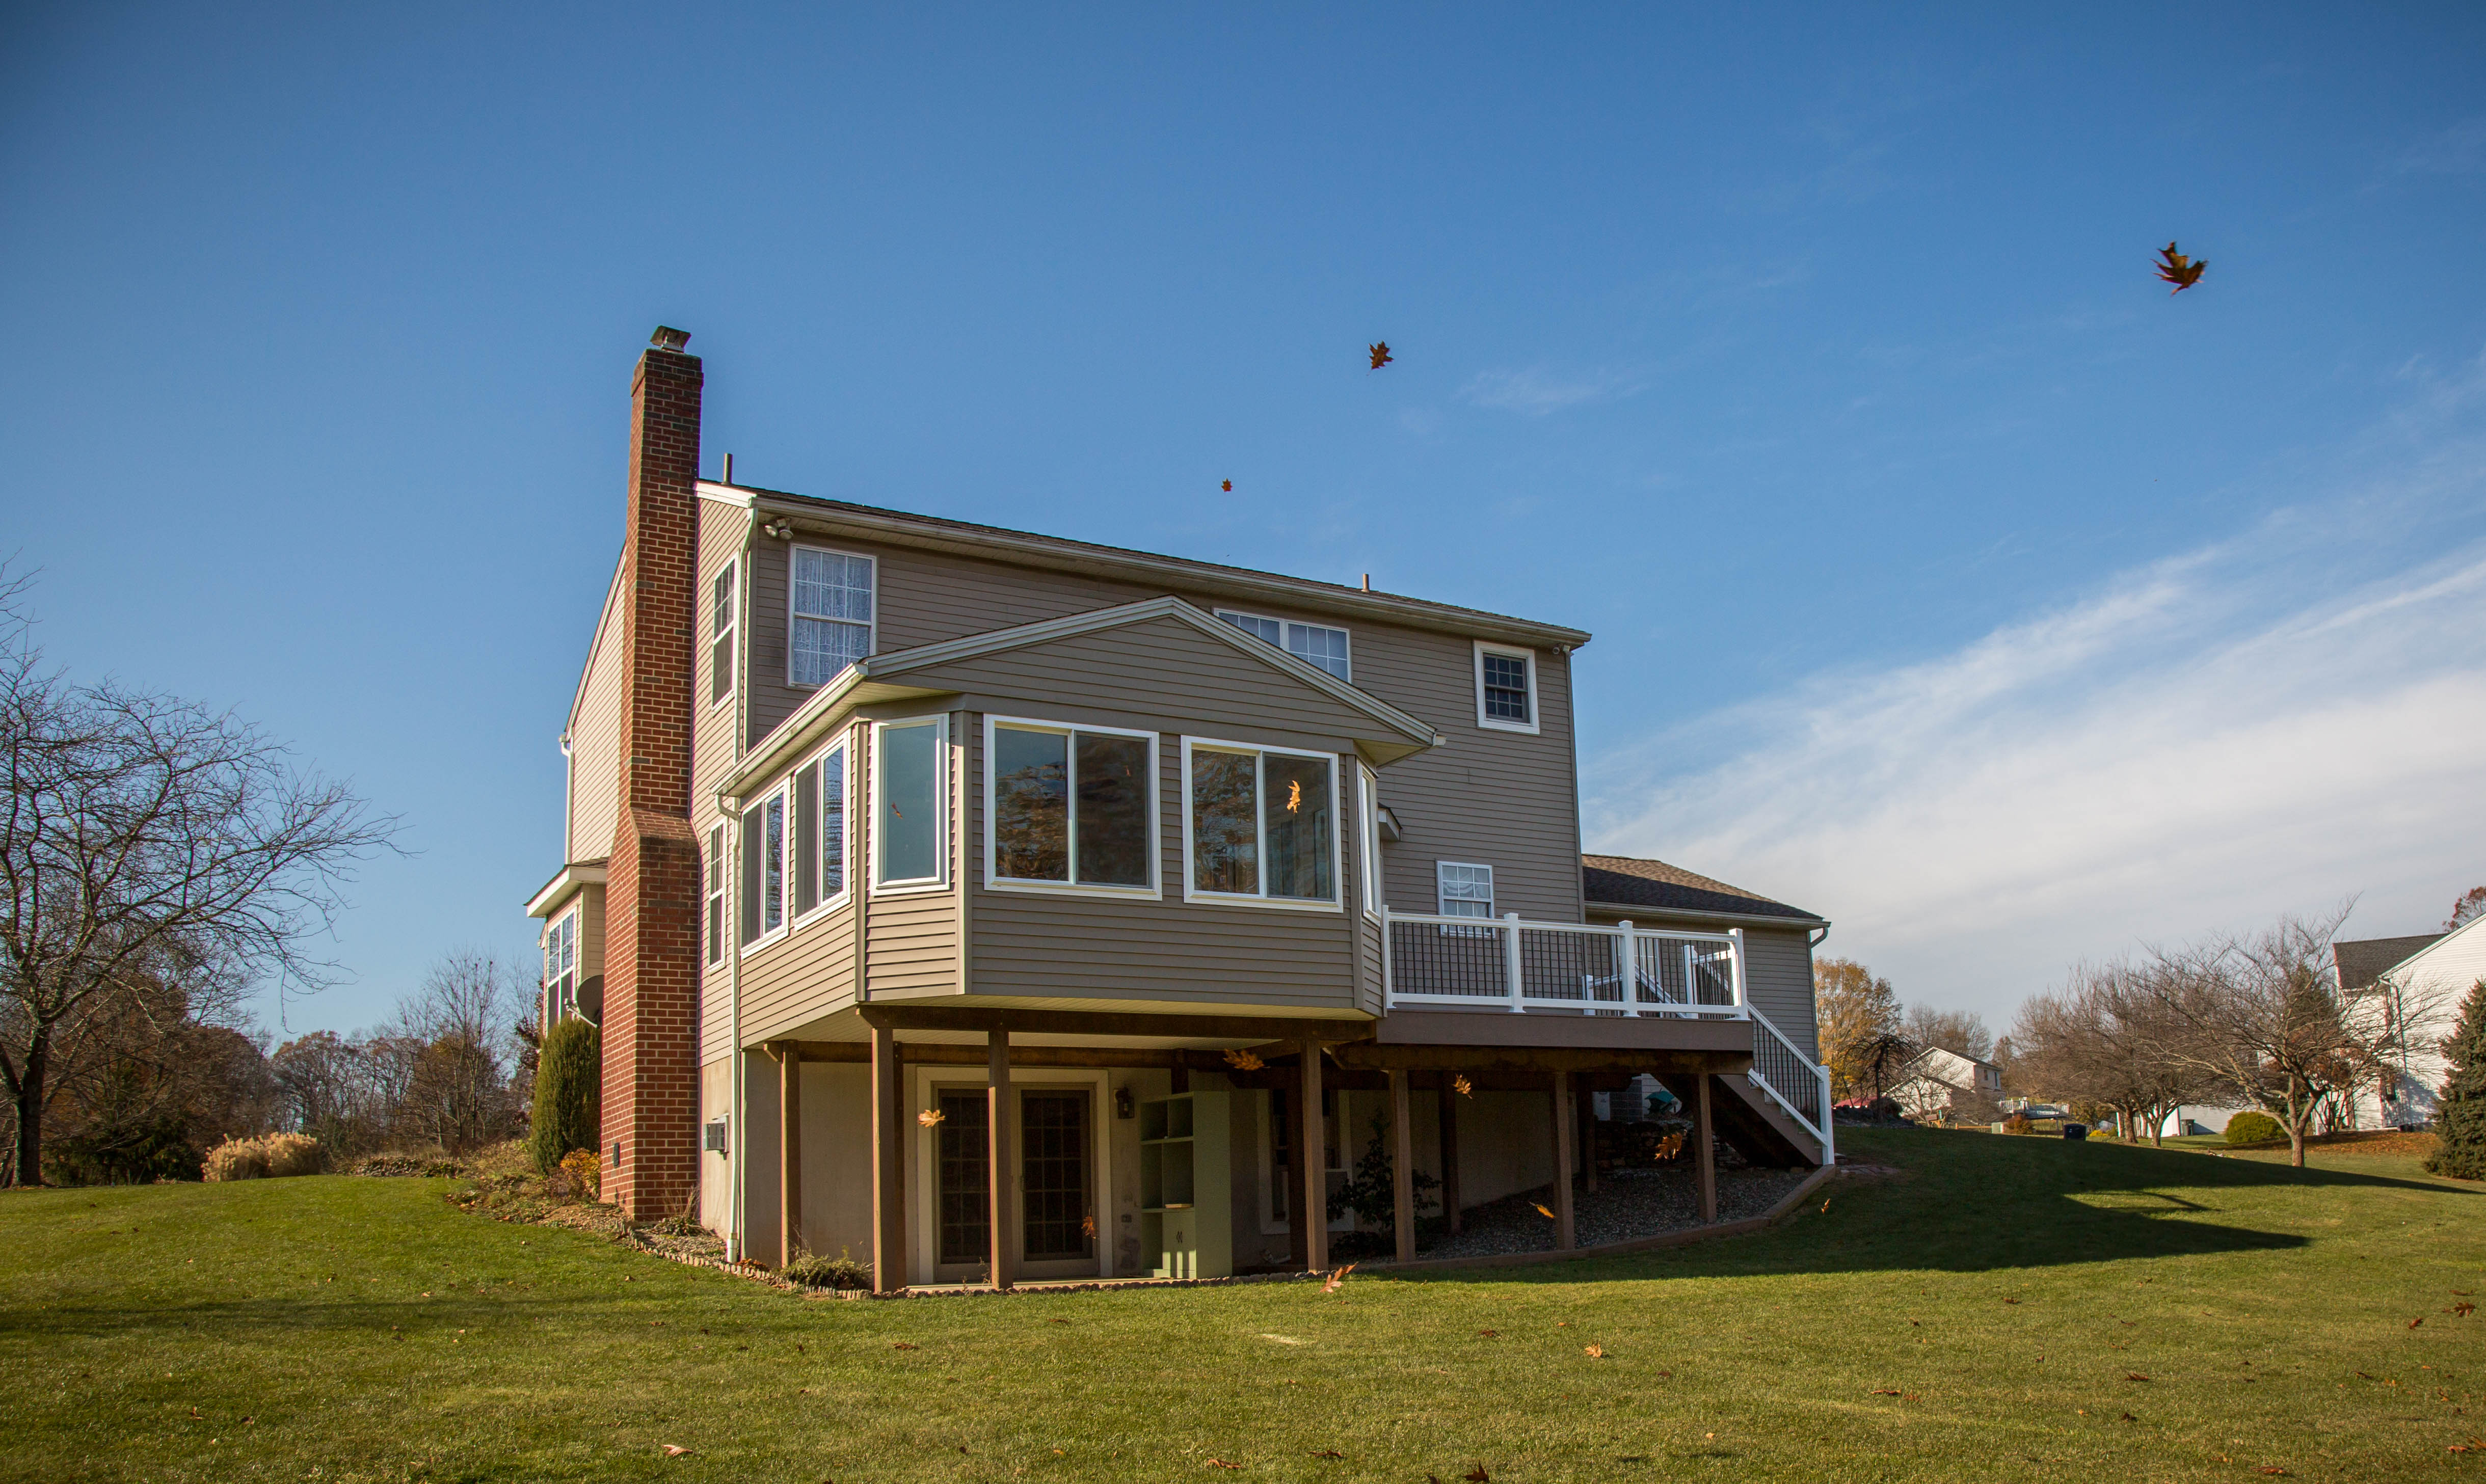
2013, 962, 2212, 1146
0, 575, 394, 1183
1901, 1005, 1994, 1063
2135, 908, 2385, 1168
388, 950, 526, 1155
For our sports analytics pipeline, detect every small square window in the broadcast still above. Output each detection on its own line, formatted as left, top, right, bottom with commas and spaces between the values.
1474, 643, 1538, 734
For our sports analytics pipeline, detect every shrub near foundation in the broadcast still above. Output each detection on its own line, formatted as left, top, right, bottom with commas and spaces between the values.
528, 1017, 599, 1175
2225, 1111, 2286, 1145
201, 1132, 324, 1181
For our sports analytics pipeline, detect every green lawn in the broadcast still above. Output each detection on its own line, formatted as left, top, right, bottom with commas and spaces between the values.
4, 1130, 2481, 1483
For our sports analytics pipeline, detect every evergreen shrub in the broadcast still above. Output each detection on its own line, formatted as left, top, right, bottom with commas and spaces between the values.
2426, 978, 2486, 1180
2224, 1111, 2285, 1145
529, 1017, 600, 1175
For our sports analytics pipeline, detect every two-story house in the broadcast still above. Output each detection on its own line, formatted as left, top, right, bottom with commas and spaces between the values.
528, 330, 1832, 1290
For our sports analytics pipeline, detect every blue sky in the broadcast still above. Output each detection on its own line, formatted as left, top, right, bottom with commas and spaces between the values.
5, 5, 2483, 1037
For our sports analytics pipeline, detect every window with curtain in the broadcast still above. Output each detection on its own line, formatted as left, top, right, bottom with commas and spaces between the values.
1186, 741, 1336, 905
1437, 861, 1493, 919
790, 547, 874, 686
990, 720, 1153, 891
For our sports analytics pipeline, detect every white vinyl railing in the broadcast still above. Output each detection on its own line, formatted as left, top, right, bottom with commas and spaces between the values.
1379, 907, 1834, 1162
1380, 909, 1747, 1018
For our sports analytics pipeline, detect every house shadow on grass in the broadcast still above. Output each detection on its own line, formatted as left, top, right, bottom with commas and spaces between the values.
1434, 1127, 2479, 1284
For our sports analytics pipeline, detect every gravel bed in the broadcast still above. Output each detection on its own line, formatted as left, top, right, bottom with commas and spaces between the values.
1416, 1164, 1814, 1260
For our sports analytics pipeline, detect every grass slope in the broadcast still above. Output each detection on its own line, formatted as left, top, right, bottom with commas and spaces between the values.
3, 1131, 2481, 1483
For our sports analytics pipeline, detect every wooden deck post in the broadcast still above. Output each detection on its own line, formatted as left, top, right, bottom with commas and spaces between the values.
1581, 1088, 1598, 1195
1388, 1069, 1415, 1263
1437, 1073, 1463, 1236
778, 1044, 803, 1266
1551, 1070, 1576, 1250
1285, 1065, 1308, 1270
871, 1025, 904, 1293
1298, 1040, 1328, 1273
987, 1029, 1013, 1289
1694, 1072, 1718, 1226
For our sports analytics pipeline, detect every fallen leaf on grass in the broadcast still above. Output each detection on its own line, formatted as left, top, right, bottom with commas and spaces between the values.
2126, 1373, 2151, 1382
1871, 1389, 1902, 1396
1311, 1449, 1344, 1459
1464, 1468, 1490, 1482
2119, 1413, 2136, 1422
2453, 1302, 2477, 1318
1584, 1345, 1605, 1359
2410, 1317, 2426, 1330
1206, 1460, 1243, 1470
188, 1408, 202, 1420
892, 1342, 919, 1351
2256, 1468, 2288, 1476
1477, 1329, 1498, 1338
662, 1444, 690, 1457
2000, 1298, 2020, 1305
1321, 1264, 1356, 1294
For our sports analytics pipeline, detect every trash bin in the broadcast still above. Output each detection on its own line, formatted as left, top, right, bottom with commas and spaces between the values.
2062, 1123, 2089, 1141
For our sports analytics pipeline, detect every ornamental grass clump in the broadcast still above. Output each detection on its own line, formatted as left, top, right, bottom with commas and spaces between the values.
2224, 1111, 2286, 1146
782, 1250, 872, 1290
202, 1132, 325, 1181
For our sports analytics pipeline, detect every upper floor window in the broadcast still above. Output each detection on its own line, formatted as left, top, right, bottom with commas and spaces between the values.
1474, 642, 1538, 735
1437, 861, 1494, 920
710, 560, 738, 706
790, 546, 875, 687
1182, 738, 1339, 909
1357, 765, 1383, 919
873, 715, 948, 892
739, 790, 787, 946
986, 717, 1156, 895
543, 909, 578, 1020
1216, 609, 1351, 682
790, 739, 849, 916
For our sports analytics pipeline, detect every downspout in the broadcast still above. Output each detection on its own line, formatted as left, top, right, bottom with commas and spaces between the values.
725, 502, 760, 1263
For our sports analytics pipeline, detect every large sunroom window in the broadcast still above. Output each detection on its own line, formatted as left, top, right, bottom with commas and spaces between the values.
874, 716, 947, 891
988, 719, 1154, 893
1184, 739, 1338, 907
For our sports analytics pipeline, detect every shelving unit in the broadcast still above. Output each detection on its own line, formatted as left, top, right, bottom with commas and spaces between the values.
1138, 1091, 1231, 1279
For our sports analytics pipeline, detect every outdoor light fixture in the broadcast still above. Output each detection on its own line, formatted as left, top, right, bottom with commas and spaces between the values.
1114, 1086, 1135, 1120
762, 518, 793, 540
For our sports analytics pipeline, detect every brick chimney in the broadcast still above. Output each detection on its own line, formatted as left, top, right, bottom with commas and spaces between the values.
602, 330, 703, 1221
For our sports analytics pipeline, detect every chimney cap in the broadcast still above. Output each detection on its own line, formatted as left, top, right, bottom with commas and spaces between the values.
650, 326, 691, 352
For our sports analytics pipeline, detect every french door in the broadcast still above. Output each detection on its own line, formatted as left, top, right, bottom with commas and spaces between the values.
929, 1084, 1098, 1282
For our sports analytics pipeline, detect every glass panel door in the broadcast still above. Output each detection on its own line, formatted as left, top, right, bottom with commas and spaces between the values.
934, 1090, 989, 1268
1020, 1090, 1093, 1264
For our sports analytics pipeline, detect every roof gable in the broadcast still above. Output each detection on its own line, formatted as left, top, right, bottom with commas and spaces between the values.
1581, 853, 1822, 923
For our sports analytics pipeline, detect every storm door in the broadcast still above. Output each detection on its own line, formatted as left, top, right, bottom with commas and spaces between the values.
932, 1088, 990, 1281
1018, 1088, 1097, 1278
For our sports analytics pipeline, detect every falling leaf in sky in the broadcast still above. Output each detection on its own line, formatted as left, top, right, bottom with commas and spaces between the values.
2153, 242, 2206, 293
1222, 480, 1233, 492
1322, 1263, 1357, 1293
1453, 1075, 1473, 1097
1369, 342, 1393, 370
917, 1109, 944, 1128
1532, 1203, 1556, 1221
1223, 1048, 1266, 1072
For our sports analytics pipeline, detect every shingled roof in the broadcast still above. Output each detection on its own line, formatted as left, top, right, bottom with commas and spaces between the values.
2334, 933, 2443, 992
1581, 854, 1823, 923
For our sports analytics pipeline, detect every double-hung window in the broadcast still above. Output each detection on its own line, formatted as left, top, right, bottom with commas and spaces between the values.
1215, 609, 1352, 682
543, 910, 578, 1020
1182, 738, 1340, 908
986, 718, 1156, 895
1357, 765, 1384, 918
705, 825, 726, 965
1474, 642, 1538, 734
1437, 862, 1494, 919
873, 716, 948, 891
710, 560, 738, 706
789, 546, 874, 686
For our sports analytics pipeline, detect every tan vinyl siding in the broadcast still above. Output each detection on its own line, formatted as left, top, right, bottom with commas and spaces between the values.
692, 496, 751, 1065
566, 585, 625, 865
736, 904, 859, 1045
1743, 926, 1820, 1061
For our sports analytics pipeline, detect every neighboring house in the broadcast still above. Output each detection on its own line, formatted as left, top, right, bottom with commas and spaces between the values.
1888, 1046, 2001, 1124
528, 331, 1834, 1291
2338, 921, 2486, 1130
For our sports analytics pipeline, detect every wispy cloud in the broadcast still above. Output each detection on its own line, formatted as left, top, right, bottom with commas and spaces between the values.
1584, 367, 2486, 1025
2396, 116, 2486, 176
1459, 365, 1641, 416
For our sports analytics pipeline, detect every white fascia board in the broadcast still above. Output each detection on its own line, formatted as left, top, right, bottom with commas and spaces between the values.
1583, 901, 1831, 932
525, 860, 610, 919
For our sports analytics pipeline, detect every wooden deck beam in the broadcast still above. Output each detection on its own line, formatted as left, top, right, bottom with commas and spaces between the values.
1299, 1038, 1328, 1273
1551, 1069, 1576, 1250
1388, 1069, 1415, 1264
987, 1030, 1013, 1291
1694, 1073, 1718, 1225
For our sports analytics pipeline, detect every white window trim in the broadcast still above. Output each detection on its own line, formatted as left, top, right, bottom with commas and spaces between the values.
785, 543, 878, 689
704, 823, 726, 966
1436, 860, 1495, 918
789, 735, 855, 926
1473, 640, 1540, 735
982, 714, 1161, 901
871, 714, 951, 896
1214, 607, 1353, 683
740, 785, 793, 954
710, 556, 739, 711
1178, 735, 1346, 913
1357, 764, 1384, 920
544, 907, 579, 1018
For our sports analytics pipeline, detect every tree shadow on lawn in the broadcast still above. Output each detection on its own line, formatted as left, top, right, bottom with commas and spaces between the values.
1439, 1128, 2480, 1284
